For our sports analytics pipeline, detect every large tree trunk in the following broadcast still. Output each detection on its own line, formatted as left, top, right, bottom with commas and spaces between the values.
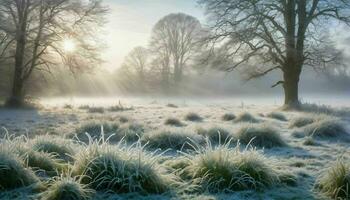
283, 70, 300, 109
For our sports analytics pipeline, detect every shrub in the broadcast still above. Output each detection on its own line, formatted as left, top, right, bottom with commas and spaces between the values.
234, 112, 259, 123
289, 116, 316, 128
266, 112, 287, 121
316, 159, 350, 199
0, 147, 39, 190
222, 113, 236, 121
236, 124, 286, 148
185, 112, 203, 122
164, 117, 184, 127
31, 136, 75, 161
141, 130, 203, 151
41, 175, 94, 200
183, 143, 280, 192
71, 143, 176, 194
197, 127, 234, 144
87, 107, 104, 114
303, 119, 348, 138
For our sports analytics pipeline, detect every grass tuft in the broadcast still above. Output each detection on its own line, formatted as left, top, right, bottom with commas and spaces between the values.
0, 146, 39, 190
164, 117, 184, 127
236, 123, 287, 148
185, 112, 203, 122
31, 136, 75, 161
40, 175, 94, 200
142, 130, 203, 151
303, 119, 348, 139
183, 142, 281, 192
197, 127, 234, 144
222, 113, 236, 121
87, 107, 104, 114
316, 159, 350, 199
71, 142, 177, 194
266, 112, 287, 121
289, 116, 316, 128
234, 112, 259, 123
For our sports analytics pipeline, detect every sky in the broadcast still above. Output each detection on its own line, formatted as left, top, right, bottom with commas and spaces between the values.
102, 0, 205, 71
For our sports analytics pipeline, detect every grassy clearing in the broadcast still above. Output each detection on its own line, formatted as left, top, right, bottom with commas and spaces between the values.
164, 117, 184, 127
0, 146, 39, 190
316, 159, 350, 199
222, 113, 236, 121
303, 118, 348, 139
234, 112, 260, 123
266, 112, 287, 121
141, 129, 204, 151
185, 112, 203, 122
182, 142, 283, 192
40, 175, 94, 200
71, 142, 177, 194
197, 127, 235, 144
236, 123, 287, 148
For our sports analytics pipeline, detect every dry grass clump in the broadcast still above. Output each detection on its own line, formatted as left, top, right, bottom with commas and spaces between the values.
78, 105, 90, 110
71, 142, 177, 194
197, 127, 234, 144
266, 112, 287, 121
40, 175, 94, 200
316, 159, 350, 199
31, 136, 75, 161
234, 112, 260, 123
222, 113, 236, 121
289, 116, 316, 128
303, 119, 348, 139
301, 103, 350, 116
236, 124, 287, 148
141, 130, 203, 151
182, 143, 281, 192
0, 147, 39, 190
164, 117, 184, 127
185, 112, 203, 122
117, 122, 144, 143
87, 107, 105, 113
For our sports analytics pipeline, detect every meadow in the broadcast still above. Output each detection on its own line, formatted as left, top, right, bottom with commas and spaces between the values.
0, 97, 349, 200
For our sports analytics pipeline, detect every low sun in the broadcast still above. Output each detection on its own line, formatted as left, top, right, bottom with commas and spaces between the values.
63, 39, 76, 53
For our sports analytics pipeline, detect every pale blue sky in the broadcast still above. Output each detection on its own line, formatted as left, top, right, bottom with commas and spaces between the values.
103, 0, 205, 70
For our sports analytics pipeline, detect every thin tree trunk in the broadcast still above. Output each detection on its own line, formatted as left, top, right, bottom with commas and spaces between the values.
6, 1, 28, 107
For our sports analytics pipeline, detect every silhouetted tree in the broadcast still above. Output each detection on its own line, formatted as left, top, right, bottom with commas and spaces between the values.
0, 0, 107, 107
150, 13, 204, 85
200, 0, 350, 109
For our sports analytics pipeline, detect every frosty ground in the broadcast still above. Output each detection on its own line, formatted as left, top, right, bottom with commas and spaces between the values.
0, 97, 349, 200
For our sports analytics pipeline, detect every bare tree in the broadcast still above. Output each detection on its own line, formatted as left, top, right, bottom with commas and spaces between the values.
121, 46, 149, 82
200, 0, 350, 109
0, 0, 108, 107
150, 13, 204, 84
